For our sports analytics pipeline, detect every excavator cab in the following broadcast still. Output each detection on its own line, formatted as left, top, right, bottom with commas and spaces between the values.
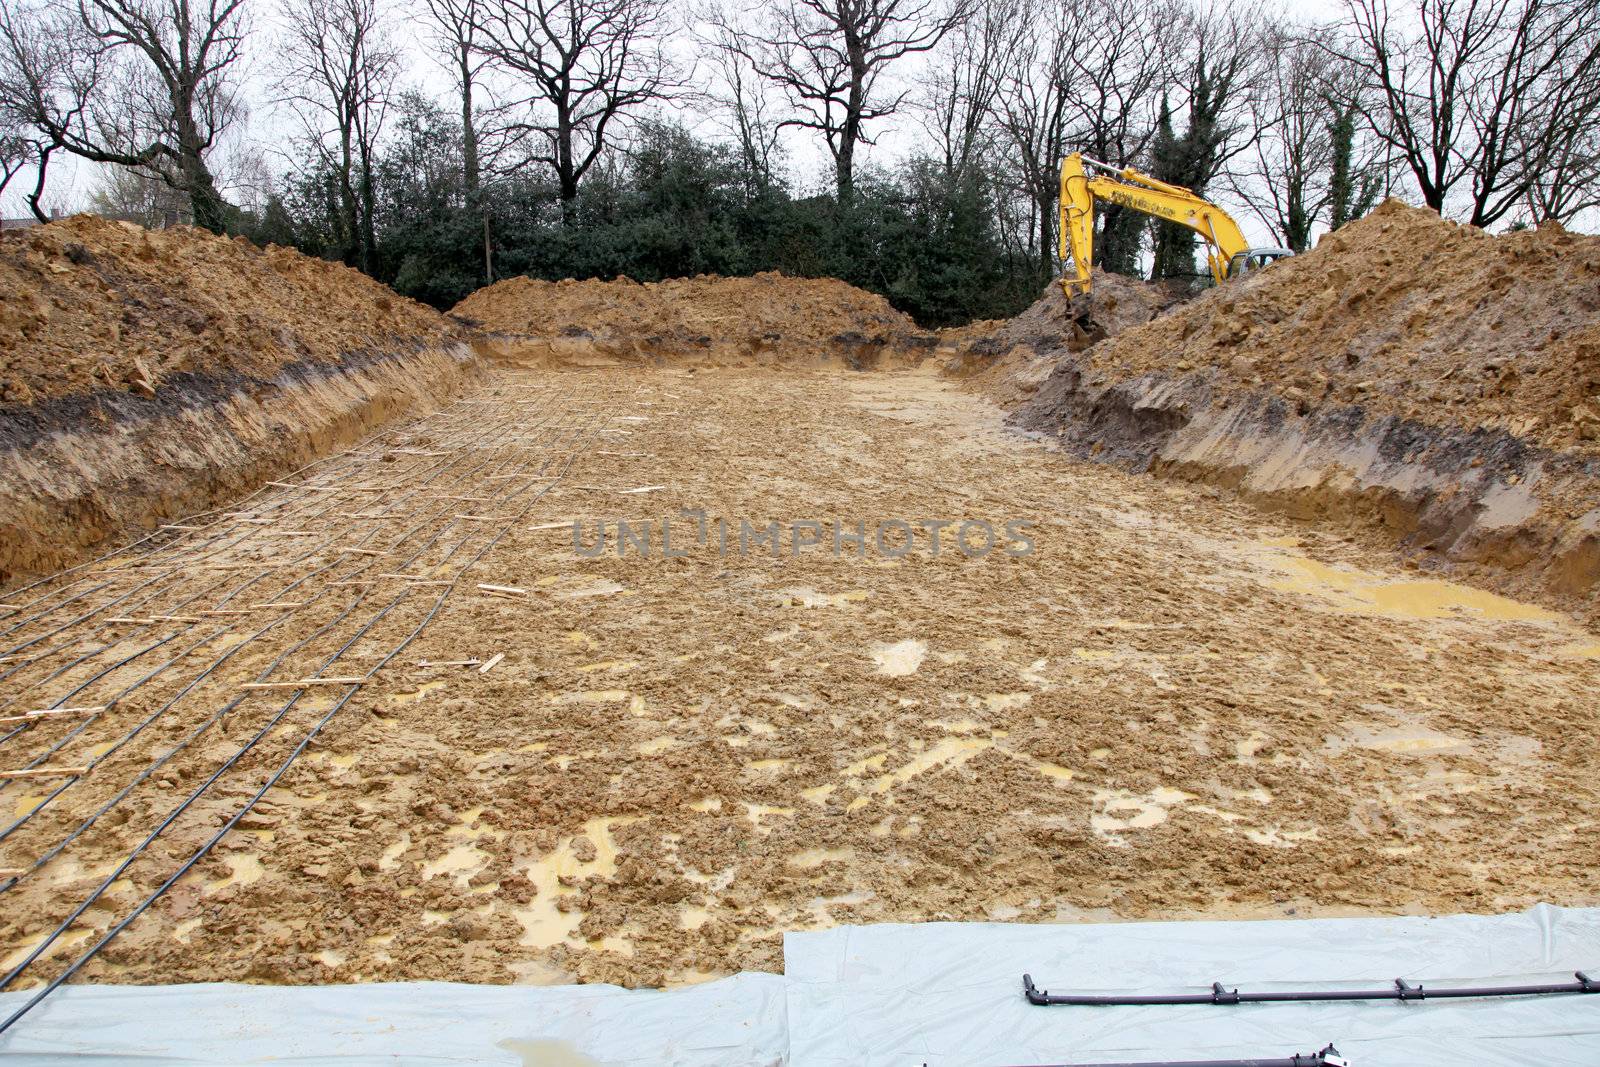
1226, 247, 1295, 279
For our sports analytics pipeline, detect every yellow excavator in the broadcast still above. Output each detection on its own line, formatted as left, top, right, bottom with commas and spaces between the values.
1058, 152, 1293, 297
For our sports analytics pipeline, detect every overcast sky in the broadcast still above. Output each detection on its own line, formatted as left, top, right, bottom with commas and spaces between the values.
7, 0, 1361, 248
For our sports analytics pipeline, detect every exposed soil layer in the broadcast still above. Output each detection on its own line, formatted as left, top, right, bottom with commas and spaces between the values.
0, 344, 486, 585
0, 216, 483, 585
453, 272, 938, 368
3, 365, 1596, 996
1059, 200, 1600, 455
0, 216, 459, 405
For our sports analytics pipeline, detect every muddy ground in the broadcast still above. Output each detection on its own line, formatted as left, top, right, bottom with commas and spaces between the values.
2, 362, 1596, 992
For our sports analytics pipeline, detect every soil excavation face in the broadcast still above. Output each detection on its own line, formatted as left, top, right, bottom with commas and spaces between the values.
2, 365, 1597, 991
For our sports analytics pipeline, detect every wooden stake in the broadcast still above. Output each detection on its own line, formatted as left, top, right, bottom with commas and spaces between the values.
0, 766, 89, 780
479, 652, 505, 674
240, 677, 365, 690
476, 584, 526, 597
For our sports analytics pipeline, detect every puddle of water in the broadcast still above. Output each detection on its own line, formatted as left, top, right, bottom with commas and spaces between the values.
1268, 556, 1563, 623
982, 693, 1031, 712
1332, 726, 1471, 756
379, 833, 412, 871
513, 816, 640, 948
789, 847, 853, 869
635, 736, 678, 755
687, 797, 722, 812
1091, 787, 1194, 841
1557, 641, 1600, 659
846, 736, 998, 810
742, 803, 796, 830
929, 718, 985, 733
12, 790, 46, 820
871, 639, 927, 677
317, 949, 346, 968
559, 579, 626, 599
748, 758, 790, 771
421, 841, 490, 885
203, 853, 264, 895
172, 917, 203, 944
390, 680, 448, 705
578, 659, 637, 674
1235, 732, 1272, 760
1072, 648, 1113, 661
2, 927, 94, 972
779, 587, 869, 609
548, 690, 630, 705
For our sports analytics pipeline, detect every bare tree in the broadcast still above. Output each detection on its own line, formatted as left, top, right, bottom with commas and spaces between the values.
1150, 0, 1262, 279
914, 0, 1007, 179
696, 8, 784, 194
471, 0, 675, 220
0, 0, 98, 221
423, 0, 496, 278
87, 161, 193, 224
1231, 23, 1342, 251
1061, 0, 1175, 274
1336, 0, 1600, 227
278, 0, 397, 271
45, 0, 247, 231
991, 0, 1075, 280
713, 0, 975, 205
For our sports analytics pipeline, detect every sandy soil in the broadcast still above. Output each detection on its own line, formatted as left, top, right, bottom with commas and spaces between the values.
1063, 201, 1600, 454
1, 363, 1597, 993
0, 216, 460, 405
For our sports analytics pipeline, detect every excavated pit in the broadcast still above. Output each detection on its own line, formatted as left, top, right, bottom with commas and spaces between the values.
0, 267, 1595, 998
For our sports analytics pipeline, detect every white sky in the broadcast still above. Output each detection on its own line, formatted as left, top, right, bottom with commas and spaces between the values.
0, 0, 1441, 252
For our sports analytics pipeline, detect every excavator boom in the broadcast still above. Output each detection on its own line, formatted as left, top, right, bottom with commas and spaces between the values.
1058, 153, 1281, 298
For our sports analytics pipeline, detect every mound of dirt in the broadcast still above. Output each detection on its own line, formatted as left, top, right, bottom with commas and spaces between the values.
0, 215, 460, 405
1071, 200, 1600, 454
941, 271, 1190, 407
454, 271, 935, 368
0, 215, 481, 584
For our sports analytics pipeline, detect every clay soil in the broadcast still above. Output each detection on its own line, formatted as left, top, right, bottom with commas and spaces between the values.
0, 216, 461, 405
1060, 200, 1600, 454
3, 361, 1597, 992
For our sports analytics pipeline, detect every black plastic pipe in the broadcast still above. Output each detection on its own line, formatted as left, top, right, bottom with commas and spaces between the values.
1023, 971, 1597, 1006
1001, 1044, 1346, 1067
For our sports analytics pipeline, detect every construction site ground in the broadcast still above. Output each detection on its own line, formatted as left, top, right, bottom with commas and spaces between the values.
4, 361, 1597, 993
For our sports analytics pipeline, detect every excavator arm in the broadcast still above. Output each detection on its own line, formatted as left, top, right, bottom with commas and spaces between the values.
1058, 153, 1255, 297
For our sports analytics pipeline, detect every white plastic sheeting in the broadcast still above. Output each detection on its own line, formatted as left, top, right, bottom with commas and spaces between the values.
0, 905, 1596, 1064
783, 903, 1600, 1066
0, 972, 789, 1065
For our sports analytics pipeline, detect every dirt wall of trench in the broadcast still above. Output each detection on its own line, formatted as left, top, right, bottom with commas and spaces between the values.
0, 343, 487, 585
1007, 357, 1600, 627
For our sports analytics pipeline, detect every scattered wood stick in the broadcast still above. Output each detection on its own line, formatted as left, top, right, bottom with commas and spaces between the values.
529, 521, 575, 531
0, 766, 89, 780
151, 615, 206, 623
0, 706, 106, 725
416, 659, 481, 668
250, 602, 306, 610
479, 652, 505, 674
341, 548, 383, 556
476, 584, 526, 597
619, 485, 667, 494
160, 524, 204, 531
0, 868, 27, 879
240, 677, 365, 690
454, 514, 498, 521
200, 610, 252, 617
262, 531, 317, 538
